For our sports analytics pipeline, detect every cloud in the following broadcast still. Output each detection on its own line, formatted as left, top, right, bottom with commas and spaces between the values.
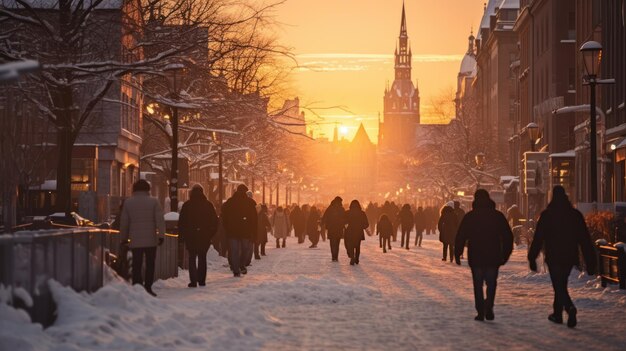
295, 53, 463, 72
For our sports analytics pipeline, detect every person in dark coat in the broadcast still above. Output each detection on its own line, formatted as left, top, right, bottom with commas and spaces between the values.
528, 186, 596, 328
321, 196, 347, 262
438, 205, 459, 262
306, 206, 321, 248
221, 184, 258, 277
344, 200, 369, 265
454, 201, 465, 223
414, 206, 426, 247
398, 204, 415, 250
455, 189, 513, 321
377, 214, 393, 253
178, 184, 218, 287
254, 204, 272, 259
290, 205, 306, 244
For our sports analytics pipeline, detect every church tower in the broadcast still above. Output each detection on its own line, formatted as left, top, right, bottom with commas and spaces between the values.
380, 1, 420, 152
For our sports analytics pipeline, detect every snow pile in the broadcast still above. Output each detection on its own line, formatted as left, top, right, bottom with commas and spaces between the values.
2, 235, 626, 350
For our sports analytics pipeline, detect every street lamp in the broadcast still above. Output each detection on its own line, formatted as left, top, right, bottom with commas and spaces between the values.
580, 41, 602, 204
213, 131, 224, 208
475, 152, 486, 190
526, 122, 540, 152
165, 63, 184, 213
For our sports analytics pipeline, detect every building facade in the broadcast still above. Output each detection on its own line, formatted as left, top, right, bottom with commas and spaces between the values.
379, 3, 420, 153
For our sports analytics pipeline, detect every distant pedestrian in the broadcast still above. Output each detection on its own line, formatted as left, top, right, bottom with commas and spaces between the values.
414, 206, 426, 247
307, 206, 321, 248
120, 180, 166, 297
455, 189, 513, 321
290, 205, 306, 244
454, 201, 465, 223
221, 184, 258, 277
377, 214, 393, 253
345, 200, 369, 265
528, 186, 596, 328
178, 184, 218, 288
255, 204, 272, 259
398, 204, 414, 250
507, 205, 523, 246
438, 204, 459, 262
272, 206, 290, 248
321, 196, 347, 262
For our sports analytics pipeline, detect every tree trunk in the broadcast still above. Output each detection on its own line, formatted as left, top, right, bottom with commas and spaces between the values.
55, 126, 73, 215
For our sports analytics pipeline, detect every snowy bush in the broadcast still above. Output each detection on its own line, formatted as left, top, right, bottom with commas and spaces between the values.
585, 211, 615, 243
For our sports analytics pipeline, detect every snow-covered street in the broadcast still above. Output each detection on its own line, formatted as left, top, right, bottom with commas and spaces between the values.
2, 234, 626, 351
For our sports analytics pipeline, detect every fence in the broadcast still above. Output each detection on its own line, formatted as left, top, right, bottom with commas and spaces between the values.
0, 228, 179, 327
596, 244, 626, 289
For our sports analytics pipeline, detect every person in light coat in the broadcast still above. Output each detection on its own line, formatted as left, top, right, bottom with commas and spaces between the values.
120, 180, 166, 297
272, 206, 290, 248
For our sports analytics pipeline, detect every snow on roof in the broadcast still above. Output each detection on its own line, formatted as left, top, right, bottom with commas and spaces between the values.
29, 180, 56, 190
459, 54, 477, 74
480, 0, 499, 29
499, 0, 520, 10
549, 150, 576, 158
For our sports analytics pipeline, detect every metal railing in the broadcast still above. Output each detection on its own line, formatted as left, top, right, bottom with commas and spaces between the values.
0, 228, 180, 327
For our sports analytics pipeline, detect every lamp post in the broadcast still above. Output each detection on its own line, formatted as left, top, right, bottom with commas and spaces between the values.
526, 122, 539, 152
580, 41, 602, 204
213, 131, 224, 207
165, 64, 184, 213
475, 152, 486, 190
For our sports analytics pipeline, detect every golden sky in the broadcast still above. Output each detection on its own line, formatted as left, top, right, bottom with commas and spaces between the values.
274, 0, 487, 142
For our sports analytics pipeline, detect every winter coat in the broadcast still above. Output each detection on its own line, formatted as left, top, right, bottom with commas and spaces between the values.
376, 216, 393, 239
257, 210, 272, 244
345, 208, 369, 243
178, 193, 218, 252
322, 199, 347, 239
528, 200, 596, 271
120, 192, 166, 248
454, 198, 513, 268
438, 206, 459, 245
306, 208, 321, 236
414, 209, 426, 231
272, 211, 290, 239
290, 207, 306, 233
398, 207, 415, 231
454, 207, 466, 223
221, 190, 258, 240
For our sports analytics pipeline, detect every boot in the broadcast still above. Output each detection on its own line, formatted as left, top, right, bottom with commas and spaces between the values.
188, 282, 197, 288
485, 309, 494, 321
566, 306, 577, 328
548, 313, 563, 324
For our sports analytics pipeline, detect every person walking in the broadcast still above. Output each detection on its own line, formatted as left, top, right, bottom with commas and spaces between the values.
272, 206, 290, 248
377, 214, 393, 253
453, 201, 466, 223
290, 205, 306, 244
178, 184, 218, 288
255, 204, 272, 259
398, 204, 415, 250
414, 206, 426, 247
322, 196, 347, 262
345, 200, 369, 265
438, 204, 459, 262
306, 206, 321, 248
528, 186, 596, 328
455, 189, 513, 321
120, 180, 166, 297
221, 184, 258, 277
